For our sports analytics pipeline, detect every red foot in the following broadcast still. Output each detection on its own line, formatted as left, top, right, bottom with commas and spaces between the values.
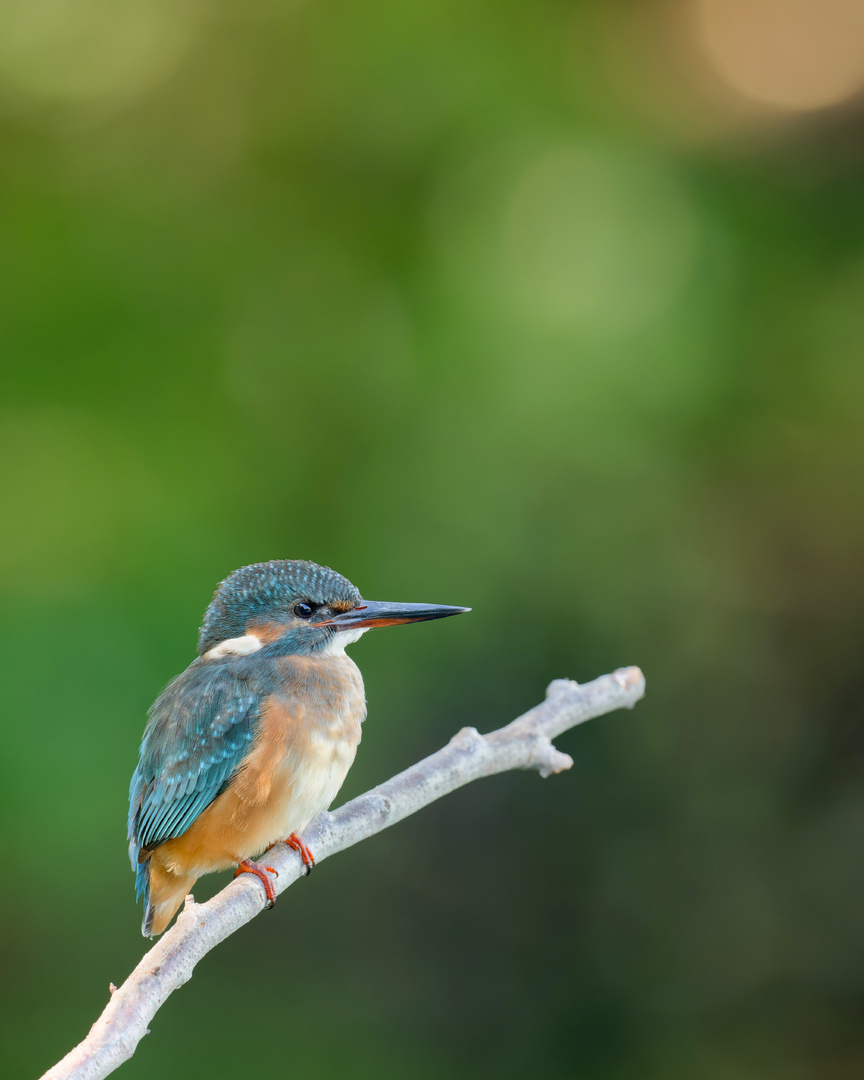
285, 832, 315, 874
234, 859, 279, 907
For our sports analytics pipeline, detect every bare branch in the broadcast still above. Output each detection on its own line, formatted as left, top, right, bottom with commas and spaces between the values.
41, 666, 645, 1080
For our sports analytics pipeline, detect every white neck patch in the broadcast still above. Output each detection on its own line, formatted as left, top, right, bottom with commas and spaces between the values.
319, 628, 368, 657
204, 633, 263, 660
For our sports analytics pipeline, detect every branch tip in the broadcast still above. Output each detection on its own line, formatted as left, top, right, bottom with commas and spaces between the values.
613, 666, 645, 695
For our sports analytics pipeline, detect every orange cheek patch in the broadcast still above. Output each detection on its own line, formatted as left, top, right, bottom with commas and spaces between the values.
330, 600, 357, 614
245, 621, 288, 644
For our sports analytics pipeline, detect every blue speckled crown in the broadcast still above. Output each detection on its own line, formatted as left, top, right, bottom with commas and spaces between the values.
197, 560, 361, 655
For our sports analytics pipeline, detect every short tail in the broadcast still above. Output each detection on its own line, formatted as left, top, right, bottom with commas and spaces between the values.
139, 854, 196, 938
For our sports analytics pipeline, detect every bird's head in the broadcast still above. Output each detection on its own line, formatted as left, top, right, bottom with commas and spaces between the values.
197, 559, 469, 660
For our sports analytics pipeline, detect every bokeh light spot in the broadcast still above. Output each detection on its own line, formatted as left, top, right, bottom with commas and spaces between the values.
0, 0, 200, 106
502, 145, 700, 336
695, 0, 864, 111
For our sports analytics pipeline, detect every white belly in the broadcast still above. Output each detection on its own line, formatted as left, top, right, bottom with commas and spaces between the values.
266, 731, 358, 845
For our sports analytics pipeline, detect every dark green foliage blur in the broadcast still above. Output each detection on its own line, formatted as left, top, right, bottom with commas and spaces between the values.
2, 2, 864, 1077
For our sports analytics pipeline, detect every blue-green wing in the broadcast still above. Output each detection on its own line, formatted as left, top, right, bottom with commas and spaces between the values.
128, 662, 261, 885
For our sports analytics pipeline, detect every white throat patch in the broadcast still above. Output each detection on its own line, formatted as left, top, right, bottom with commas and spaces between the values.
204, 634, 263, 660
320, 628, 368, 657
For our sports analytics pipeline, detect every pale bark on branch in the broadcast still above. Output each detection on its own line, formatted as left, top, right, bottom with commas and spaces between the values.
41, 666, 646, 1080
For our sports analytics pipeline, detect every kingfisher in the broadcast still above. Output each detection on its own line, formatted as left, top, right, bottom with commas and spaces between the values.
127, 559, 468, 937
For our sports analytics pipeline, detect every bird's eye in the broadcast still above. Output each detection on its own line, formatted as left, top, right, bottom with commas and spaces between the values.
293, 602, 314, 619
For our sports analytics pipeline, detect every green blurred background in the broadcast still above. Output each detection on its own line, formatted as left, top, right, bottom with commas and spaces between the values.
3, 1, 864, 1077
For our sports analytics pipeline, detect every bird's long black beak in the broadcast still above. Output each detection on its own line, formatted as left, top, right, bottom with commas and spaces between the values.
319, 600, 470, 631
